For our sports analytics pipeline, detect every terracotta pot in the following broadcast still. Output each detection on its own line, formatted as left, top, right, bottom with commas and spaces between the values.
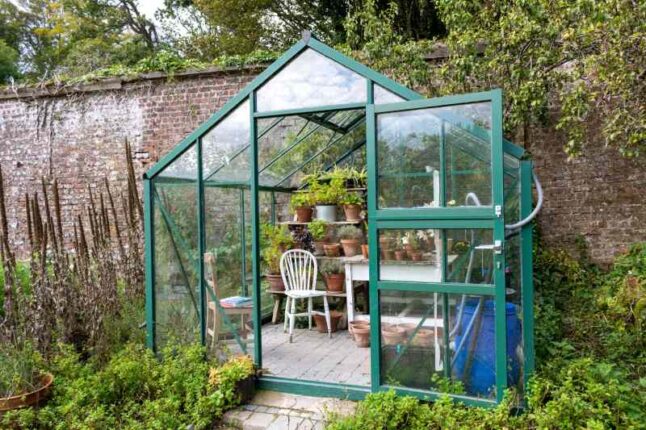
410, 251, 423, 261
340, 239, 360, 257
382, 325, 406, 346
294, 206, 313, 223
352, 325, 370, 348
394, 250, 406, 261
0, 373, 54, 411
343, 204, 362, 221
313, 241, 327, 256
403, 244, 414, 258
411, 328, 436, 348
325, 273, 345, 292
382, 249, 395, 260
324, 243, 341, 257
265, 274, 285, 291
349, 320, 369, 335
379, 236, 394, 249
361, 244, 369, 259
313, 310, 344, 333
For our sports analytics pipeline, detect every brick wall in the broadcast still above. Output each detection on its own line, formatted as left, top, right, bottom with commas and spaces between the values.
1, 67, 644, 264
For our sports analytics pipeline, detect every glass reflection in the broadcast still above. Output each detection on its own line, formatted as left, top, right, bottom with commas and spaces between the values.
374, 84, 406, 104
257, 49, 366, 112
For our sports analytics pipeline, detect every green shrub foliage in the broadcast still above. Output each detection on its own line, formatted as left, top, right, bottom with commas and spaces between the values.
326, 242, 646, 429
1, 343, 253, 430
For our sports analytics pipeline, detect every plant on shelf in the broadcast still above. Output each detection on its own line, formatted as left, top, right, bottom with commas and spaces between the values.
338, 225, 363, 257
379, 231, 396, 260
308, 219, 329, 255
340, 191, 364, 221
320, 259, 345, 292
260, 223, 292, 290
310, 178, 345, 222
289, 191, 315, 222
320, 166, 367, 188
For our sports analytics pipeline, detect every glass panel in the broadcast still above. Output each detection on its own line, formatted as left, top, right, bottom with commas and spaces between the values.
374, 84, 406, 104
380, 290, 444, 390
445, 229, 495, 285
503, 154, 520, 224
376, 102, 492, 209
378, 229, 442, 282
202, 101, 251, 183
256, 49, 366, 112
153, 146, 199, 349
203, 185, 254, 358
505, 233, 524, 394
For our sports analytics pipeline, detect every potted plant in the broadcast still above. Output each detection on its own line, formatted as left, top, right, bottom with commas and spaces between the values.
394, 249, 406, 261
340, 191, 364, 222
261, 224, 292, 290
0, 342, 53, 412
338, 225, 363, 257
351, 321, 370, 347
290, 191, 314, 223
379, 231, 395, 260
320, 259, 345, 292
313, 311, 344, 333
308, 219, 328, 255
311, 178, 344, 222
208, 355, 256, 404
323, 243, 341, 257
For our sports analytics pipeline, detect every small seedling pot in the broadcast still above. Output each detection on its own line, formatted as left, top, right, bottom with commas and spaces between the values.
323, 243, 341, 257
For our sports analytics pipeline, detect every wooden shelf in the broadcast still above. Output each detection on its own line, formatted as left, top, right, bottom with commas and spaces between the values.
293, 187, 366, 193
279, 219, 364, 226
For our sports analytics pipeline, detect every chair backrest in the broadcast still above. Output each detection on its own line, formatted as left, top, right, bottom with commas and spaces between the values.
280, 249, 318, 292
204, 252, 220, 303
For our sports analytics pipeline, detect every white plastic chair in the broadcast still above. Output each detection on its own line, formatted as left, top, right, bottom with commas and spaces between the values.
280, 249, 331, 343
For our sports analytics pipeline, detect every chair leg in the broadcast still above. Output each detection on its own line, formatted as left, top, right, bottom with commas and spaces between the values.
308, 297, 313, 330
323, 296, 331, 338
289, 297, 297, 343
283, 297, 290, 333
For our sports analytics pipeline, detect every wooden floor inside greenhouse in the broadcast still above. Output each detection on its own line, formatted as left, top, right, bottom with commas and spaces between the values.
260, 323, 371, 387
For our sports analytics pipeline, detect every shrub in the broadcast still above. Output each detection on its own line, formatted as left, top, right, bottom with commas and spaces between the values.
320, 260, 344, 276
337, 226, 363, 241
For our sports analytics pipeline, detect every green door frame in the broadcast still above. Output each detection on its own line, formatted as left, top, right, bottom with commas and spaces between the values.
366, 89, 508, 406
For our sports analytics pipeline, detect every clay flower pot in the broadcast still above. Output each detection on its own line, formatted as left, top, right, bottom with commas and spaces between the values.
313, 241, 327, 256
340, 239, 360, 257
294, 206, 313, 223
381, 325, 406, 346
381, 249, 395, 260
313, 310, 344, 333
410, 328, 436, 348
349, 320, 369, 335
403, 244, 414, 258
324, 243, 341, 257
265, 274, 285, 291
361, 244, 369, 259
394, 250, 406, 261
410, 251, 423, 261
352, 325, 371, 348
343, 204, 362, 221
0, 373, 54, 412
325, 273, 345, 292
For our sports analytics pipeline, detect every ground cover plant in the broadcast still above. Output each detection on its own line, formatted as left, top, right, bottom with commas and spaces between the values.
326, 240, 646, 429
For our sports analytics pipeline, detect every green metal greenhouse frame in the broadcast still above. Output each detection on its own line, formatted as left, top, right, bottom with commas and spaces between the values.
143, 32, 535, 407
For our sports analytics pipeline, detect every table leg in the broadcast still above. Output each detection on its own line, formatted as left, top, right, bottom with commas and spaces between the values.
271, 295, 283, 324
345, 264, 355, 325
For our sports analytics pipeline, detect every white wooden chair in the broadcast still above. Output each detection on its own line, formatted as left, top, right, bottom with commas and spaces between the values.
280, 249, 331, 343
204, 252, 253, 350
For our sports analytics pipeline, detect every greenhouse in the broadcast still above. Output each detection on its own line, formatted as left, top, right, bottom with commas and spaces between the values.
143, 32, 537, 406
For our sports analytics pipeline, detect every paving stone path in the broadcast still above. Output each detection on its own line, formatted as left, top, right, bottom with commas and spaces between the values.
222, 390, 357, 429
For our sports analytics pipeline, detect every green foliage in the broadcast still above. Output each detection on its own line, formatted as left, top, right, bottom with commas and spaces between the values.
310, 178, 346, 205
0, 39, 19, 83
339, 191, 364, 206
308, 219, 329, 241
1, 343, 252, 430
0, 341, 45, 398
290, 191, 315, 210
320, 259, 343, 276
260, 223, 292, 274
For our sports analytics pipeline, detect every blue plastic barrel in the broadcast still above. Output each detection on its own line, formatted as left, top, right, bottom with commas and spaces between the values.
452, 299, 521, 396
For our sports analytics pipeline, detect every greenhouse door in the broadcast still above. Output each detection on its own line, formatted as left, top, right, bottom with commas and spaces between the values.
366, 90, 511, 405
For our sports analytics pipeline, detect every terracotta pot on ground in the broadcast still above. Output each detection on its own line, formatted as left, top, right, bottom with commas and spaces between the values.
343, 204, 362, 221
324, 243, 341, 257
361, 244, 369, 259
349, 320, 369, 335
313, 241, 327, 256
0, 373, 54, 411
313, 310, 344, 333
325, 273, 345, 292
294, 206, 313, 223
266, 274, 285, 291
394, 250, 406, 261
352, 325, 370, 348
382, 249, 395, 260
382, 325, 406, 346
340, 239, 360, 257
410, 328, 436, 347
